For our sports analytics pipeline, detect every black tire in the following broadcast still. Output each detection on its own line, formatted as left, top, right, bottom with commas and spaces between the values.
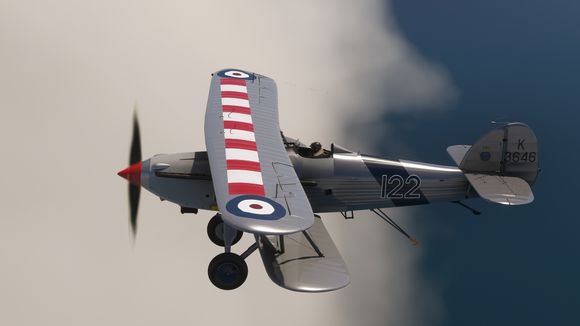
207, 214, 242, 247
207, 253, 248, 290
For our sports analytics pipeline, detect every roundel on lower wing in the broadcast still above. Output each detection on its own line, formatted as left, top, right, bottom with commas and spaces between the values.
217, 69, 255, 80
225, 195, 286, 220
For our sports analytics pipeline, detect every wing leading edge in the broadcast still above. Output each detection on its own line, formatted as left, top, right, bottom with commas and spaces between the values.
204, 69, 314, 234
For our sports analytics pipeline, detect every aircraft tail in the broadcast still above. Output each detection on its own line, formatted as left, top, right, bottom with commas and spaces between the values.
447, 122, 539, 205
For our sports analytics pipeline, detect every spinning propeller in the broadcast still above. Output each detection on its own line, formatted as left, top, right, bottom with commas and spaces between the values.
117, 111, 142, 237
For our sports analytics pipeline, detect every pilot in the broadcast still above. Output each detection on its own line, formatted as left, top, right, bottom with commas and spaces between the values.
310, 141, 324, 157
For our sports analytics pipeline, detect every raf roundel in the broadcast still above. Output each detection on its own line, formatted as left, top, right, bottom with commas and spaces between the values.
225, 70, 249, 79
217, 69, 255, 80
226, 195, 287, 220
480, 151, 491, 161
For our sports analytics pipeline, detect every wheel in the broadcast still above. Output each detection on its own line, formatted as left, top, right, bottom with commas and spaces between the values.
207, 214, 242, 247
208, 253, 248, 290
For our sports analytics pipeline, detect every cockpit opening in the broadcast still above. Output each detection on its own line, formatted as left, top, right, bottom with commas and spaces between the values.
282, 133, 331, 159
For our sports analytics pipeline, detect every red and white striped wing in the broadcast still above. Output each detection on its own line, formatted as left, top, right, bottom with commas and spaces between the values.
204, 69, 314, 235
220, 77, 266, 196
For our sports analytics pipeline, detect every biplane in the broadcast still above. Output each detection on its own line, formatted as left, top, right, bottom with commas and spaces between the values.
117, 69, 539, 292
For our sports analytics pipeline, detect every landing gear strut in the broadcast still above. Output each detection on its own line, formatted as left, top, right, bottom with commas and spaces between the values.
207, 213, 243, 247
207, 213, 258, 290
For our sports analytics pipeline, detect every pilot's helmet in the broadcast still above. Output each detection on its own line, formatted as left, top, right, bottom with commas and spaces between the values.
310, 142, 322, 152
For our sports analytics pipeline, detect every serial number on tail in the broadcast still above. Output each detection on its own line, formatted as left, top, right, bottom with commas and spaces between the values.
380, 174, 422, 199
504, 151, 537, 163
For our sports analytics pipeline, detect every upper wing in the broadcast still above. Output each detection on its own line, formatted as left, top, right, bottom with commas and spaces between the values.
204, 69, 314, 234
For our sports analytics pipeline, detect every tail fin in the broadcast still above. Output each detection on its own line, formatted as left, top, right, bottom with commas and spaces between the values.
451, 122, 539, 185
447, 122, 539, 205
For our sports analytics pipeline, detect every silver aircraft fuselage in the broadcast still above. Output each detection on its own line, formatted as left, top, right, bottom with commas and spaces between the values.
139, 145, 472, 214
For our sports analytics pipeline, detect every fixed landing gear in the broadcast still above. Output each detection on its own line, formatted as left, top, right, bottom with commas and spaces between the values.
207, 213, 243, 247
207, 253, 248, 290
206, 214, 259, 290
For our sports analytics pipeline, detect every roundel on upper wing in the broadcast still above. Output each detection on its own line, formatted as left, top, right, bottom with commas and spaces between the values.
225, 195, 286, 220
217, 69, 255, 80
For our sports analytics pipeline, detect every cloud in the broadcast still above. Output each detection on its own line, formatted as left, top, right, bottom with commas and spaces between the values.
322, 4, 456, 326
0, 1, 455, 325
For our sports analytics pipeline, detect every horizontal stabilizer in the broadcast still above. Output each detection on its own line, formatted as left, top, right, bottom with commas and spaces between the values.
447, 145, 472, 166
464, 173, 534, 205
256, 216, 350, 292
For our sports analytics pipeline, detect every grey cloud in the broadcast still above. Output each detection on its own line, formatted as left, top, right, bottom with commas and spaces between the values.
0, 1, 455, 325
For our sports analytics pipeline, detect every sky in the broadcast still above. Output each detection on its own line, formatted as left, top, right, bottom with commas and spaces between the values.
377, 1, 580, 325
2, 1, 577, 325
